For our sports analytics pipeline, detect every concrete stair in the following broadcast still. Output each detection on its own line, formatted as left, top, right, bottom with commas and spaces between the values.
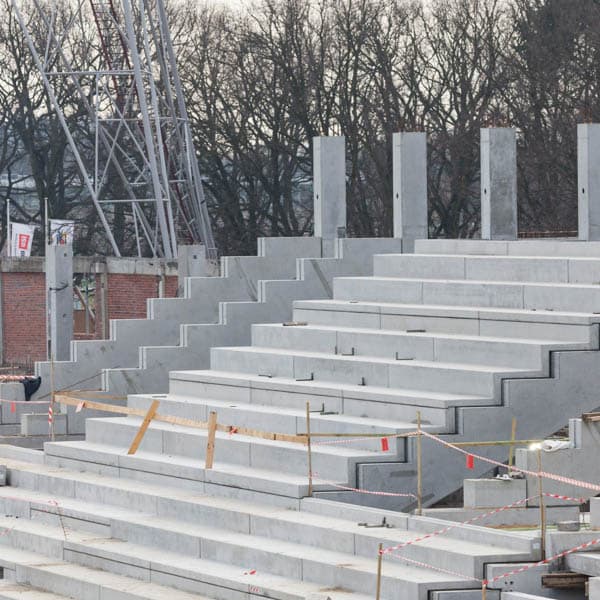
0, 452, 541, 600
47, 244, 600, 512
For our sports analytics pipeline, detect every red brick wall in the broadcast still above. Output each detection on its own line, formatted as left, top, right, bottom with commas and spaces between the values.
94, 273, 178, 339
1, 272, 47, 365
0, 270, 178, 362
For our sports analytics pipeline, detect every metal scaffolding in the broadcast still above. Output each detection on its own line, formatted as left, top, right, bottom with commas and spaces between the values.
11, 0, 217, 259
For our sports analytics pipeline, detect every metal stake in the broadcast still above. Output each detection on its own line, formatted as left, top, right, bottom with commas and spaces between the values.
306, 401, 313, 497
417, 410, 422, 515
537, 448, 546, 559
375, 543, 383, 600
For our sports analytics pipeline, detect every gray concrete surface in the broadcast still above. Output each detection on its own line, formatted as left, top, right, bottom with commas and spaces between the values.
578, 123, 600, 241
481, 127, 518, 240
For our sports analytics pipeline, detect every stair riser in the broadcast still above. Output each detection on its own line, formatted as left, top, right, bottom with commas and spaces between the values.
292, 307, 596, 344
166, 377, 465, 427
333, 277, 600, 313
210, 349, 501, 396
84, 419, 358, 480
251, 325, 546, 370
1, 476, 511, 576
127, 396, 407, 454
373, 254, 600, 284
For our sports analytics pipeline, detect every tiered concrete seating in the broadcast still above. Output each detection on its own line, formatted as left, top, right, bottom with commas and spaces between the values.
0, 448, 538, 600
46, 241, 600, 511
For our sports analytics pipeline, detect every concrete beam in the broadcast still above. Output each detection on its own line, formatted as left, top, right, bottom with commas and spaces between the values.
393, 132, 428, 251
578, 123, 600, 240
481, 128, 517, 240
313, 136, 346, 240
46, 244, 73, 361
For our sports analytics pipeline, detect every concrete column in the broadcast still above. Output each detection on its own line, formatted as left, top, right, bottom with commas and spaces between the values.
46, 244, 73, 361
578, 123, 600, 240
480, 127, 518, 240
393, 132, 428, 251
313, 136, 346, 240
177, 244, 207, 296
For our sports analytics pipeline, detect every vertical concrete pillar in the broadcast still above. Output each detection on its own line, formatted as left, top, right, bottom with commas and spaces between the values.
393, 132, 428, 251
46, 244, 73, 361
480, 127, 518, 240
177, 244, 207, 296
578, 123, 600, 240
313, 136, 346, 241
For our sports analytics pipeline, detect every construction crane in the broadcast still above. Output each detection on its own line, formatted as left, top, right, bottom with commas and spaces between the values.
11, 0, 217, 260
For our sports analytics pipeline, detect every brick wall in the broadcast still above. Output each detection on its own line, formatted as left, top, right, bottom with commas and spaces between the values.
1, 269, 178, 365
1, 272, 47, 365
94, 273, 178, 339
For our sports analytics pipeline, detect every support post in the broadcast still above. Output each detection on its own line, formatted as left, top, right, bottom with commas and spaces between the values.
508, 417, 517, 470
482, 583, 487, 600
537, 448, 546, 560
205, 410, 218, 469
306, 401, 313, 497
578, 123, 600, 240
127, 399, 160, 455
417, 410, 422, 515
480, 127, 517, 240
46, 244, 74, 361
393, 132, 428, 251
313, 136, 346, 254
50, 354, 55, 442
375, 543, 383, 600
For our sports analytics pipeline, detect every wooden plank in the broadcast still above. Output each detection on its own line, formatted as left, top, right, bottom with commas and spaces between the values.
205, 411, 218, 469
127, 400, 160, 455
541, 572, 587, 589
582, 412, 600, 422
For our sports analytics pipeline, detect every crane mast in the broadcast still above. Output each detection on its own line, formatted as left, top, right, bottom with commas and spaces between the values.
11, 0, 217, 259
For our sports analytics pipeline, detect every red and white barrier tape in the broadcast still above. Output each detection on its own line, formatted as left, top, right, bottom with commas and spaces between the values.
313, 431, 418, 447
422, 431, 600, 493
484, 537, 600, 586
381, 494, 539, 555
543, 492, 586, 503
389, 552, 481, 582
312, 473, 417, 498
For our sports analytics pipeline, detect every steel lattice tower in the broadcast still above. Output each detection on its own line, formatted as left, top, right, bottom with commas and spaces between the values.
11, 0, 217, 259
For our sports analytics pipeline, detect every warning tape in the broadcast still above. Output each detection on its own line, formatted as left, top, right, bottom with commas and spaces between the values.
483, 537, 600, 585
381, 494, 540, 555
312, 473, 417, 498
422, 431, 600, 493
312, 431, 418, 447
543, 492, 587, 503
389, 552, 481, 582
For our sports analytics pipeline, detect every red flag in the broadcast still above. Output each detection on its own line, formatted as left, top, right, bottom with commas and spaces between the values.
466, 454, 474, 470
9, 402, 16, 413
380, 437, 389, 452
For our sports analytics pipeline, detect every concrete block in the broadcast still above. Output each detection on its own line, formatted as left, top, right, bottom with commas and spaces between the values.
313, 136, 346, 240
463, 478, 527, 509
21, 413, 66, 437
393, 132, 428, 250
481, 128, 517, 240
579, 123, 600, 241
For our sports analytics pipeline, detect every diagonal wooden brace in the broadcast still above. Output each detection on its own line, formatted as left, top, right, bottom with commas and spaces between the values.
128, 400, 160, 455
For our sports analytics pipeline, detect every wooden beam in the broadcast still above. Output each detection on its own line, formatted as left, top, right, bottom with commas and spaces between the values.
205, 411, 218, 469
541, 572, 587, 589
127, 400, 160, 455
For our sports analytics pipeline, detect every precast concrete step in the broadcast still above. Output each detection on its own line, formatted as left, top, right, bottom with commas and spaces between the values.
250, 323, 576, 370
0, 581, 72, 600
126, 393, 415, 452
2, 460, 536, 555
82, 415, 380, 480
166, 369, 493, 427
292, 300, 599, 343
0, 493, 534, 583
0, 514, 483, 600
42, 440, 314, 501
372, 253, 600, 284
565, 550, 600, 576
209, 346, 536, 396
332, 276, 600, 313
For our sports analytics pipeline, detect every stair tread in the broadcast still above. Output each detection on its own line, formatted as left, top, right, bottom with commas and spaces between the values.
0, 581, 72, 600
214, 346, 533, 374
0, 488, 527, 558
0, 515, 484, 586
253, 323, 574, 347
293, 299, 600, 323
169, 370, 491, 403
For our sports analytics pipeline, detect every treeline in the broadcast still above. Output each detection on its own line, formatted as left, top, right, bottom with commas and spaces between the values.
1, 0, 599, 256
